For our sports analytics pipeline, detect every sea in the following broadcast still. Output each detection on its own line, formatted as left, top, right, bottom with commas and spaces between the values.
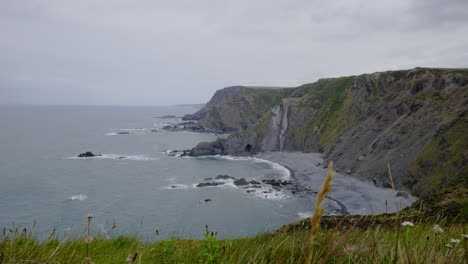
0, 105, 314, 239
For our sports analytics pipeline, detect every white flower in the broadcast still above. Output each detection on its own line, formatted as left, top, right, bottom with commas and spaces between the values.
451, 239, 461, 243
433, 224, 444, 233
85, 236, 93, 243
445, 244, 452, 248
462, 234, 468, 238
401, 221, 414, 227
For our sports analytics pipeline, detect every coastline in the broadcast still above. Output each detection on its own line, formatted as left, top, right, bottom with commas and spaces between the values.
255, 151, 418, 215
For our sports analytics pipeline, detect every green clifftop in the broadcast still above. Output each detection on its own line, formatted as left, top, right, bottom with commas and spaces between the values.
188, 68, 468, 215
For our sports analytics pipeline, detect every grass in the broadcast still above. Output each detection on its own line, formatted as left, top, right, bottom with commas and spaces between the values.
1, 219, 466, 263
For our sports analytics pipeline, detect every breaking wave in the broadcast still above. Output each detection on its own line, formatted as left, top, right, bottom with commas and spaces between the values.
67, 154, 159, 161
197, 155, 291, 179
69, 194, 88, 201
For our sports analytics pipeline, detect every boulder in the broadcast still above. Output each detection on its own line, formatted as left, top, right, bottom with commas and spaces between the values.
395, 191, 409, 198
196, 182, 225, 187
262, 179, 281, 187
215, 175, 235, 180
189, 140, 226, 156
77, 152, 101, 158
233, 178, 249, 186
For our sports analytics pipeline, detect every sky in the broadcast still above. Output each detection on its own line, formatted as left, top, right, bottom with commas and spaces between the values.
1, 0, 467, 106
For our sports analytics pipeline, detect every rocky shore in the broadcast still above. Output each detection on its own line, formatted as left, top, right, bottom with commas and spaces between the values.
164, 150, 417, 215
254, 152, 417, 215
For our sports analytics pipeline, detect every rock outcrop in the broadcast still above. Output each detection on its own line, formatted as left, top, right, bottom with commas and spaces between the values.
77, 152, 101, 158
188, 68, 468, 211
182, 86, 294, 133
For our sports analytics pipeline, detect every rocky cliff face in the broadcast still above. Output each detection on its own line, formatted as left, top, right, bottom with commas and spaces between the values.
182, 86, 293, 133
189, 68, 468, 211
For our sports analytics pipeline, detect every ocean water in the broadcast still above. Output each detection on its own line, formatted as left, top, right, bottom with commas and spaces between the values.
0, 105, 313, 239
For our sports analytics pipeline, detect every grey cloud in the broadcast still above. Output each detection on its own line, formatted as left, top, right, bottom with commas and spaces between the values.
0, 0, 467, 105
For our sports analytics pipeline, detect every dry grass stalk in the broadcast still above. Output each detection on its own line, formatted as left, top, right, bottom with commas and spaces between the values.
305, 161, 335, 264
387, 163, 402, 264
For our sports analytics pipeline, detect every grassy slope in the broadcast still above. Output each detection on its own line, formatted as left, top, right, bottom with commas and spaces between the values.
1, 220, 466, 263
409, 114, 468, 216
296, 76, 358, 151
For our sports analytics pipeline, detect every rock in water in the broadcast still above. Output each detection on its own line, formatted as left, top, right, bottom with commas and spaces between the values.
215, 175, 235, 180
233, 178, 249, 186
196, 182, 225, 187
77, 152, 101, 158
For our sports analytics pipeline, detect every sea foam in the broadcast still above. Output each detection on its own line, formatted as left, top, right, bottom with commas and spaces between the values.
69, 194, 88, 201
197, 155, 291, 179
67, 154, 159, 161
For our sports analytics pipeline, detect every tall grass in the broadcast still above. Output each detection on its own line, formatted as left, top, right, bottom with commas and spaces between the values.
0, 221, 466, 263
306, 161, 335, 264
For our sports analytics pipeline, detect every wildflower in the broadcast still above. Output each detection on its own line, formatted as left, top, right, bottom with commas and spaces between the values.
433, 224, 444, 233
85, 236, 93, 243
126, 252, 138, 263
401, 221, 414, 227
462, 234, 468, 238
451, 239, 460, 243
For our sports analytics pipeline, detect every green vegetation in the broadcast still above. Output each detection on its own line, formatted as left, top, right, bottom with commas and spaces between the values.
297, 76, 358, 151
409, 115, 468, 213
413, 94, 428, 100
1, 216, 466, 263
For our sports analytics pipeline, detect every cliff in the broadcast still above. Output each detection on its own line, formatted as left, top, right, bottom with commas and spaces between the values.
182, 86, 293, 133
189, 68, 468, 214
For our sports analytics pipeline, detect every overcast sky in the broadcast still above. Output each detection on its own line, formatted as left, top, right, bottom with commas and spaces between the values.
1, 0, 467, 105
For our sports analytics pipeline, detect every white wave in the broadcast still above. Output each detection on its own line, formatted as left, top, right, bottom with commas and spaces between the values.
246, 185, 290, 200
253, 157, 291, 180
163, 184, 190, 190
105, 132, 134, 136
69, 194, 88, 201
297, 211, 313, 219
197, 155, 291, 179
67, 154, 159, 161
